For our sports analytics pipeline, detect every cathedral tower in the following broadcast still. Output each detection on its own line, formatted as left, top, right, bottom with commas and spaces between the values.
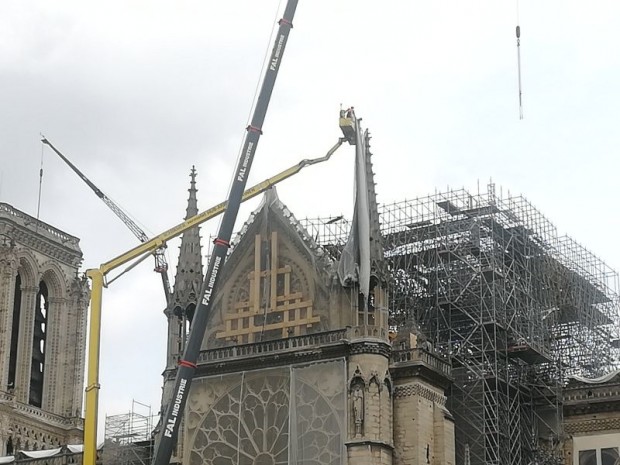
160, 168, 204, 463
164, 166, 204, 370
0, 203, 89, 455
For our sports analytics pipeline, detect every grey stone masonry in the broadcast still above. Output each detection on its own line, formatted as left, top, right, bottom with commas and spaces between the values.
0, 203, 89, 455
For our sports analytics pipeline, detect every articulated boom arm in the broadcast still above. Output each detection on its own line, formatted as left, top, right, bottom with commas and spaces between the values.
99, 136, 344, 277
82, 136, 344, 465
41, 137, 172, 301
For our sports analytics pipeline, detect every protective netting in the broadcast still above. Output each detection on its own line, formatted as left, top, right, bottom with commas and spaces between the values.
187, 359, 346, 465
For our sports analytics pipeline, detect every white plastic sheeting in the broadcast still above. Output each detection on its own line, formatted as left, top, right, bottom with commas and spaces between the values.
338, 112, 371, 303
67, 444, 84, 453
21, 448, 62, 458
569, 368, 620, 384
0, 456, 15, 463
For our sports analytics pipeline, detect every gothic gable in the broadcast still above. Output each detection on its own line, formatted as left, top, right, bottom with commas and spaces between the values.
204, 189, 346, 348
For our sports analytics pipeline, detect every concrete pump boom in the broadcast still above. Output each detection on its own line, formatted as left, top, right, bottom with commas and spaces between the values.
41, 137, 173, 303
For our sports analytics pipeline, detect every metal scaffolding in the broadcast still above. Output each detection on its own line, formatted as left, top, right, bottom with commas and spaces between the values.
102, 400, 154, 465
302, 184, 620, 465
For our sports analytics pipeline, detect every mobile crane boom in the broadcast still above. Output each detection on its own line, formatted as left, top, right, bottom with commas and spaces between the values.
41, 137, 172, 303
151, 1, 299, 463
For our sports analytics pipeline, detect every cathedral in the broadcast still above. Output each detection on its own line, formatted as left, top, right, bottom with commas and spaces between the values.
157, 111, 620, 465
0, 115, 618, 465
0, 202, 89, 455
159, 114, 455, 465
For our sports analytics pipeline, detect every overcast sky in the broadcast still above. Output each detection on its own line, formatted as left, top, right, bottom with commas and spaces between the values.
2, 0, 620, 441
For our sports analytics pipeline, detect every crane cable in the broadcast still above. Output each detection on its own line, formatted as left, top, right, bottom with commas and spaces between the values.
246, 0, 283, 127
223, 0, 284, 230
36, 137, 45, 225
516, 0, 524, 120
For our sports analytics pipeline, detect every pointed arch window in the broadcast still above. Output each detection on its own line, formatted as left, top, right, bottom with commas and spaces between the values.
29, 281, 48, 407
8, 274, 21, 390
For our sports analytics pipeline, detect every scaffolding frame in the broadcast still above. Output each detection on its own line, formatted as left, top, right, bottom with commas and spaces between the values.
103, 400, 154, 465
302, 184, 620, 465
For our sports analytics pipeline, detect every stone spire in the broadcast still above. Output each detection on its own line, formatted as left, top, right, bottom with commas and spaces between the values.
158, 167, 204, 453
171, 166, 204, 308
362, 130, 386, 283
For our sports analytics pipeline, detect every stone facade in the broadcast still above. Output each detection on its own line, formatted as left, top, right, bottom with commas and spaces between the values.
161, 115, 456, 464
391, 364, 454, 465
0, 203, 89, 455
168, 184, 454, 464
561, 371, 620, 465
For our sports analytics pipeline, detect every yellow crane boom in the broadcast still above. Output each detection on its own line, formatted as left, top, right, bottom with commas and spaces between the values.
82, 137, 345, 465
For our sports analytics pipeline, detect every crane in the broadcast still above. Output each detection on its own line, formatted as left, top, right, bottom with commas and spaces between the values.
81, 134, 344, 465
151, 0, 299, 463
41, 137, 172, 303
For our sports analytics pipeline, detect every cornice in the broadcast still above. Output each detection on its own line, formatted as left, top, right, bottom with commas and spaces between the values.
0, 207, 82, 268
393, 381, 447, 406
564, 417, 620, 434
193, 328, 452, 388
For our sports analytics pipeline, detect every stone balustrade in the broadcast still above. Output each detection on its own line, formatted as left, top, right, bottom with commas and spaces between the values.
198, 329, 348, 363
0, 390, 82, 428
0, 203, 80, 249
390, 348, 451, 377
197, 328, 451, 379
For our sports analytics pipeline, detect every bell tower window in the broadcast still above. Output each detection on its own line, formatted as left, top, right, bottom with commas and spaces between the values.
29, 281, 48, 407
8, 274, 21, 390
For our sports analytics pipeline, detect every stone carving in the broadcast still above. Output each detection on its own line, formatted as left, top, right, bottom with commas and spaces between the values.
349, 366, 366, 438
188, 361, 345, 465
352, 382, 364, 438
565, 417, 620, 434
393, 382, 446, 406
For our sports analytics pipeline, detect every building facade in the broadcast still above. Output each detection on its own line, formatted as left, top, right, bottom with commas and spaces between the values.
160, 115, 620, 465
562, 371, 620, 465
0, 203, 89, 455
161, 116, 455, 465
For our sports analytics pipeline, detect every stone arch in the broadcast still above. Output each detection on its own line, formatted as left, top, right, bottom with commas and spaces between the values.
17, 252, 38, 289
368, 371, 382, 391
383, 372, 393, 397
39, 262, 67, 300
349, 366, 366, 389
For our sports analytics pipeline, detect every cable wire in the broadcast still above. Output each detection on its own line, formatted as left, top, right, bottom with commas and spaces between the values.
516, 0, 524, 120
217, 0, 284, 234
36, 138, 44, 225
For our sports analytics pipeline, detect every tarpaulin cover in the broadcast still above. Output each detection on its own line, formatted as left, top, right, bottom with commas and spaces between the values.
338, 112, 371, 302
569, 368, 620, 384
0, 456, 15, 463
21, 448, 62, 458
67, 445, 84, 453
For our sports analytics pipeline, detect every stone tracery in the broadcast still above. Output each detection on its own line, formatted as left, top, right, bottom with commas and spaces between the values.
188, 361, 345, 465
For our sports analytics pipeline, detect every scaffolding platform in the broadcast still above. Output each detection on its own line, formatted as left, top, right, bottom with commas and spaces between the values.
507, 342, 553, 365
303, 183, 620, 465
